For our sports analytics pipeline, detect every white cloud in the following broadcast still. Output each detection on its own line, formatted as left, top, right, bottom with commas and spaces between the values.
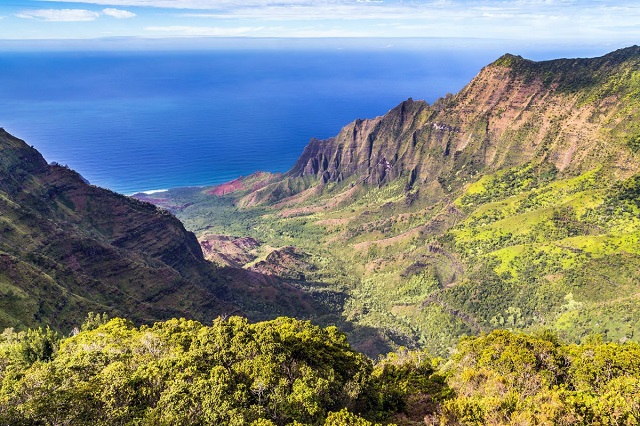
15, 9, 101, 22
180, 4, 453, 21
144, 25, 265, 36
143, 24, 374, 37
17, 0, 640, 41
29, 0, 586, 8
40, 0, 283, 8
39, 0, 349, 8
15, 7, 137, 22
102, 8, 136, 19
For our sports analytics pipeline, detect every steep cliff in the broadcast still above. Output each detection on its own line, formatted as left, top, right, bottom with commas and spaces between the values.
241, 46, 640, 206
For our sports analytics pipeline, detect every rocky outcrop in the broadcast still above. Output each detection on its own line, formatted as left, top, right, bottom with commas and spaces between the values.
287, 99, 430, 187
250, 246, 317, 281
199, 235, 260, 267
205, 172, 276, 196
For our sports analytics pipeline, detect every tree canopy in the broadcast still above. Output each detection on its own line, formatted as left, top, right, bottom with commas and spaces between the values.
1, 316, 640, 425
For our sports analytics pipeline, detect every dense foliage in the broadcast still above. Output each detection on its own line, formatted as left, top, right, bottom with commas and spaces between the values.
2, 316, 640, 425
0, 315, 379, 425
442, 331, 640, 425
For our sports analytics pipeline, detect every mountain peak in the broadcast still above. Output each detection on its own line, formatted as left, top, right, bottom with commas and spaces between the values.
491, 53, 529, 67
476, 44, 640, 97
602, 44, 640, 62
0, 128, 49, 176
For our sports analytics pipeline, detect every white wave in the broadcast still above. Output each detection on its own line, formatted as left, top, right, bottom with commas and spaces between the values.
139, 189, 169, 195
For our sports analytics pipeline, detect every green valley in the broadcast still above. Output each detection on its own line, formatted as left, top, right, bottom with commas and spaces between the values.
137, 46, 640, 356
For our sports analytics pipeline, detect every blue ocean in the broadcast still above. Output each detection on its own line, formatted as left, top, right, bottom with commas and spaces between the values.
0, 43, 609, 194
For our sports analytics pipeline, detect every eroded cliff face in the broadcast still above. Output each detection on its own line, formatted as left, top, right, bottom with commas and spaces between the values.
199, 234, 260, 267
278, 47, 640, 200
287, 100, 429, 187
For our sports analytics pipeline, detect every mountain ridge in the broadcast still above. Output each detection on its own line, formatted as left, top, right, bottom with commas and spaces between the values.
0, 129, 338, 334
228, 46, 639, 209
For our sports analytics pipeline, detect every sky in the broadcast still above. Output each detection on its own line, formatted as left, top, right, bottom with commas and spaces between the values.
0, 0, 639, 47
